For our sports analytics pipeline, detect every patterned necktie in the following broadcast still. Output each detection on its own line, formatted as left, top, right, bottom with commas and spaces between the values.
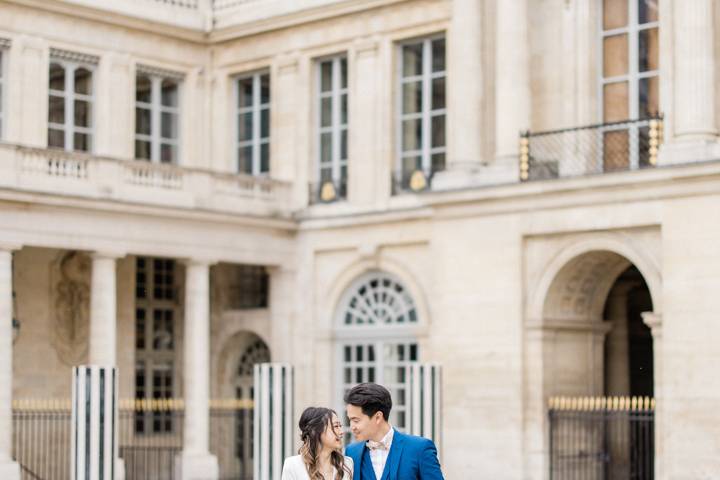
366, 440, 388, 451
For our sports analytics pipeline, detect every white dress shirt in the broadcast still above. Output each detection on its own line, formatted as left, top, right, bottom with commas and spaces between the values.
368, 427, 394, 480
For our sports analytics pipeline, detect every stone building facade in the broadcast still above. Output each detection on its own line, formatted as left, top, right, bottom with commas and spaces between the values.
0, 0, 718, 479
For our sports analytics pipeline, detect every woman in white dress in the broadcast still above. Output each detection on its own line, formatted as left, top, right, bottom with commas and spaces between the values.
281, 407, 353, 480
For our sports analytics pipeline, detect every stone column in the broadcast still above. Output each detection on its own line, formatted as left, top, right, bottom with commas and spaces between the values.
433, 0, 485, 189
641, 312, 663, 480
178, 260, 218, 480
495, 0, 530, 176
89, 253, 120, 366
268, 267, 295, 363
660, 0, 720, 164
0, 248, 20, 479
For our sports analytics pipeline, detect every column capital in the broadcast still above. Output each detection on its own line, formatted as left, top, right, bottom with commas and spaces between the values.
0, 243, 22, 253
90, 250, 126, 260
181, 257, 218, 268
641, 311, 662, 338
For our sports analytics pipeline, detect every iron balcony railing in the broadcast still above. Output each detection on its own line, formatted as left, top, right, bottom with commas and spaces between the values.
520, 116, 663, 182
391, 166, 444, 195
308, 177, 348, 205
548, 396, 655, 480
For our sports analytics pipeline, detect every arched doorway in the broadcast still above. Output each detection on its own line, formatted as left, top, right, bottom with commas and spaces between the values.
216, 332, 270, 480
525, 246, 660, 480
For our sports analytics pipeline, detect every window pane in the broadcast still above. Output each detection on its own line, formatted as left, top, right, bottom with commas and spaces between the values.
136, 107, 151, 135
260, 74, 270, 104
160, 144, 176, 164
49, 63, 65, 91
136, 75, 151, 103
340, 94, 347, 125
340, 129, 347, 160
238, 145, 252, 174
161, 112, 177, 139
74, 68, 92, 95
260, 143, 269, 173
74, 132, 90, 152
320, 132, 332, 163
340, 58, 348, 89
432, 77, 445, 110
603, 81, 629, 122
238, 112, 253, 142
135, 140, 151, 160
432, 153, 445, 173
603, 0, 628, 30
432, 38, 445, 72
320, 61, 332, 92
603, 129, 630, 172
260, 108, 270, 139
402, 155, 421, 176
638, 27, 659, 72
402, 81, 422, 114
603, 34, 628, 78
48, 128, 64, 148
49, 95, 65, 124
638, 0, 659, 24
238, 77, 253, 108
161, 79, 178, 107
402, 118, 422, 152
431, 115, 445, 148
639, 76, 659, 118
402, 43, 423, 77
74, 100, 91, 128
320, 97, 332, 127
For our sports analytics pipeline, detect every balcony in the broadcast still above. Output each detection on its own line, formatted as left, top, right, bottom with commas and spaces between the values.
391, 166, 444, 195
520, 116, 663, 182
0, 143, 292, 218
308, 178, 347, 205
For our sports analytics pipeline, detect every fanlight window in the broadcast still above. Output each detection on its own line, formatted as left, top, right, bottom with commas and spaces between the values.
342, 274, 418, 326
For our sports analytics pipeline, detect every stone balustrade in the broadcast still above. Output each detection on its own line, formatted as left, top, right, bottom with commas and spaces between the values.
0, 142, 292, 218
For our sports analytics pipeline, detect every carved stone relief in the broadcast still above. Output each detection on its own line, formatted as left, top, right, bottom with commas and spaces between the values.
51, 251, 90, 365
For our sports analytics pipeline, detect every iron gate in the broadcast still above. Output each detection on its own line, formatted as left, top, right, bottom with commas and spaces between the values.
549, 396, 654, 480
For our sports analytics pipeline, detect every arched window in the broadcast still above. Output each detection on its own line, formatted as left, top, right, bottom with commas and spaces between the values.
335, 272, 420, 432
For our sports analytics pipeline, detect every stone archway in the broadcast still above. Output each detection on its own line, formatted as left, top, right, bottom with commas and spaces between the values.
523, 234, 662, 480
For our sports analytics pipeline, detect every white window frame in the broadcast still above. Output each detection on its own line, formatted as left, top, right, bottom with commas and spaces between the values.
48, 57, 96, 153
316, 54, 348, 189
135, 71, 181, 164
396, 35, 446, 178
333, 272, 422, 435
234, 71, 270, 176
599, 1, 659, 169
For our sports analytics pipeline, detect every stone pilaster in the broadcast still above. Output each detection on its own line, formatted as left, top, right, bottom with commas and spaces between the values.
641, 312, 663, 480
0, 248, 20, 480
178, 260, 218, 480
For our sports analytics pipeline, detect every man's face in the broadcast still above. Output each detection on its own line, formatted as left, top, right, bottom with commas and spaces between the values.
346, 404, 380, 441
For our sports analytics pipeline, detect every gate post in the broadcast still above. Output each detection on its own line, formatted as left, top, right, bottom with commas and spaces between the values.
406, 363, 442, 455
71, 365, 119, 480
253, 363, 294, 480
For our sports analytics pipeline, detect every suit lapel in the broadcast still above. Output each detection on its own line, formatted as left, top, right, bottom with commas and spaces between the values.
361, 446, 378, 480
380, 431, 405, 480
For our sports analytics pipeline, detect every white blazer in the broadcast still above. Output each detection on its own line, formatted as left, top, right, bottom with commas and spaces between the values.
281, 454, 354, 480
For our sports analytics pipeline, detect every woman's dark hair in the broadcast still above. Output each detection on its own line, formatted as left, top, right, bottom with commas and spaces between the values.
343, 383, 392, 422
298, 407, 351, 480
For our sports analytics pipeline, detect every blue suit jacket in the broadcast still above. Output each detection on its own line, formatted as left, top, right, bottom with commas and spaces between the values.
345, 430, 444, 480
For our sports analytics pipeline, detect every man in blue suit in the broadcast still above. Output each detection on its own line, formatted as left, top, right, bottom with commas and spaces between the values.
344, 383, 444, 480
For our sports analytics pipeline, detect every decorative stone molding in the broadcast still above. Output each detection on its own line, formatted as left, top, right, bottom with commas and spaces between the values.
136, 63, 185, 80
0, 38, 10, 49
51, 251, 90, 366
641, 312, 662, 338
49, 48, 99, 65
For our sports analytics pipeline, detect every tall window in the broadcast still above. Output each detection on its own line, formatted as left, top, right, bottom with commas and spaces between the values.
48, 51, 96, 152
236, 72, 270, 175
398, 36, 446, 188
135, 257, 180, 434
0, 45, 5, 139
316, 55, 348, 201
135, 70, 180, 164
336, 272, 420, 437
601, 0, 659, 170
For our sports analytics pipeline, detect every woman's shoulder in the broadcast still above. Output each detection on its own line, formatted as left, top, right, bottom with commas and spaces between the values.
344, 455, 354, 465
283, 455, 305, 469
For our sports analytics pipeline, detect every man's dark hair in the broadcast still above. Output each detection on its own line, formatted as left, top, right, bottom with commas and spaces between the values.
344, 383, 392, 422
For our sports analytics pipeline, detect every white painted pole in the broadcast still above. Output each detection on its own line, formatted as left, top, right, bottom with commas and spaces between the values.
254, 363, 294, 480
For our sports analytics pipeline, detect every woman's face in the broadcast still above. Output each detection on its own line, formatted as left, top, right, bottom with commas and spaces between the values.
321, 414, 343, 450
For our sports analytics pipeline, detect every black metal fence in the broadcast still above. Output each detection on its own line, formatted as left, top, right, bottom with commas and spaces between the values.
549, 396, 655, 480
12, 399, 254, 480
520, 117, 663, 182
